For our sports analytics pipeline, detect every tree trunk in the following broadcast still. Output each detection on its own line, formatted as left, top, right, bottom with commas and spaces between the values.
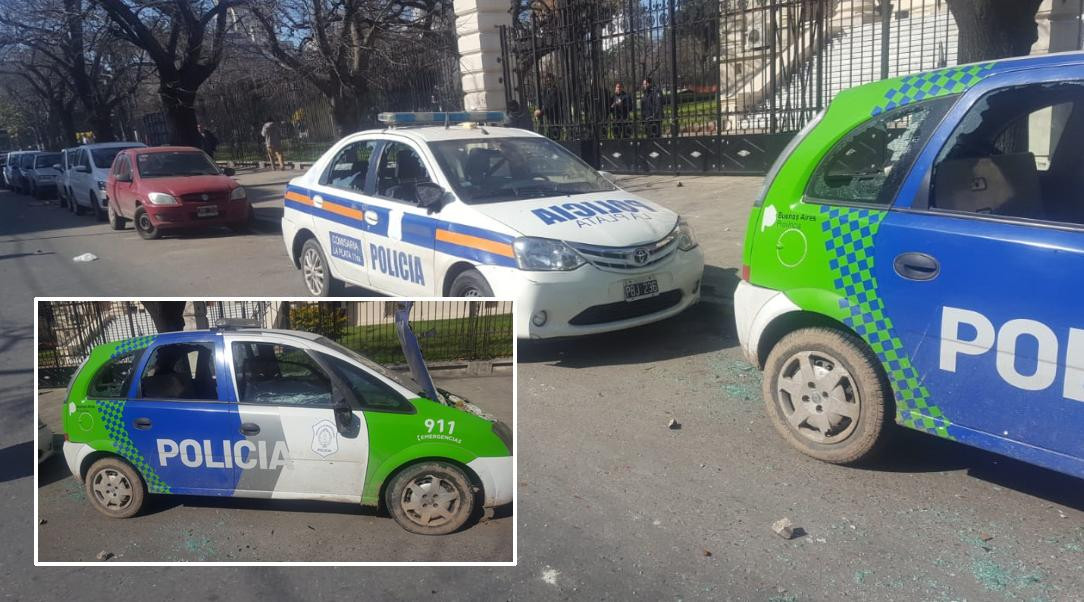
330, 93, 364, 137
58, 107, 77, 147
948, 0, 1044, 63
159, 82, 201, 147
143, 301, 188, 332
89, 110, 117, 143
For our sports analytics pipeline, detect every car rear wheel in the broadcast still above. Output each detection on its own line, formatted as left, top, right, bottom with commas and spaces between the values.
449, 269, 494, 297
762, 327, 892, 465
385, 462, 476, 535
300, 238, 343, 296
84, 457, 145, 519
107, 202, 126, 230
93, 192, 106, 221
134, 206, 160, 240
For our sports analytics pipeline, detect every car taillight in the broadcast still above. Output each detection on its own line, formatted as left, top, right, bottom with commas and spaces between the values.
741, 264, 751, 282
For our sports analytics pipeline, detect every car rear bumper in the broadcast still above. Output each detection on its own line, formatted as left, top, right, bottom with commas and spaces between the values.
484, 246, 704, 339
733, 280, 801, 366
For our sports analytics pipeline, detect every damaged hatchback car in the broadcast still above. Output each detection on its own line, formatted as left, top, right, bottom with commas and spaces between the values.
60, 303, 513, 535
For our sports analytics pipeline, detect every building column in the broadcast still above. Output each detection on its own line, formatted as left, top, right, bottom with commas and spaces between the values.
454, 0, 512, 111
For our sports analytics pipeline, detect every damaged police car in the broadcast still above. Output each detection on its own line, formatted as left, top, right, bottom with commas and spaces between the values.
61, 304, 513, 535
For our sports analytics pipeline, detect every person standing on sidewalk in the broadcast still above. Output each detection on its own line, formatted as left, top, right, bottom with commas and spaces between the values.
261, 117, 285, 170
641, 78, 663, 138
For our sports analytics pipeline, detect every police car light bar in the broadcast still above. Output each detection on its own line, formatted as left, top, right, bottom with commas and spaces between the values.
214, 318, 261, 330
377, 111, 508, 126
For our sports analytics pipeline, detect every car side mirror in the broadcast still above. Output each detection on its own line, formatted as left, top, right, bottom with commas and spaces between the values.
223, 167, 235, 177
75, 165, 90, 173
333, 392, 353, 429
115, 173, 132, 183
52, 164, 61, 170
415, 182, 447, 214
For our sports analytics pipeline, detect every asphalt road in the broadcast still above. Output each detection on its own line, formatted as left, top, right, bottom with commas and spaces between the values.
35, 374, 513, 563
3, 175, 1083, 599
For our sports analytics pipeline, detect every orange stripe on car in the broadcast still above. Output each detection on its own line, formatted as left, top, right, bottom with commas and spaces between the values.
435, 229, 515, 258
284, 190, 311, 204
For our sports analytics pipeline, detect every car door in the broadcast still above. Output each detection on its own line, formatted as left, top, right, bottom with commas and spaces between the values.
110, 154, 136, 217
225, 335, 369, 501
119, 335, 243, 495
304, 139, 381, 289
873, 68, 1084, 464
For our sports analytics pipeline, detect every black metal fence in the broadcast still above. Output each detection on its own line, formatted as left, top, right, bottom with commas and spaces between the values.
501, 0, 1082, 175
37, 301, 513, 388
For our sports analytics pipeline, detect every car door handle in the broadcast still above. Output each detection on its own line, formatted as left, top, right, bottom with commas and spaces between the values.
240, 422, 261, 436
893, 252, 940, 281
133, 417, 152, 430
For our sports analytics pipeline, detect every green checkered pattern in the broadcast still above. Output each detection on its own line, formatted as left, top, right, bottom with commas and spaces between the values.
871, 61, 997, 116
96, 400, 171, 493
820, 205, 952, 438
110, 335, 156, 359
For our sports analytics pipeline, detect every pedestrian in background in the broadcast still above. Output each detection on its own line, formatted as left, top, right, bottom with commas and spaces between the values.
534, 73, 562, 140
506, 100, 534, 131
609, 81, 632, 138
197, 123, 219, 159
641, 78, 663, 138
261, 116, 285, 170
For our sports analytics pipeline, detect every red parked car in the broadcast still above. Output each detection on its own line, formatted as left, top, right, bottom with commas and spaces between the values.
105, 146, 252, 239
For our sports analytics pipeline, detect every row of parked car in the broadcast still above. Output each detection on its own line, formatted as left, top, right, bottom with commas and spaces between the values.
3, 143, 254, 239
2, 142, 145, 219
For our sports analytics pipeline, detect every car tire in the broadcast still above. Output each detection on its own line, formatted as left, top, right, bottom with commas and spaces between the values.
449, 269, 494, 297
58, 188, 67, 208
300, 238, 343, 296
107, 202, 126, 230
385, 461, 477, 536
84, 457, 146, 519
762, 327, 893, 465
71, 195, 83, 215
93, 193, 106, 221
134, 206, 160, 240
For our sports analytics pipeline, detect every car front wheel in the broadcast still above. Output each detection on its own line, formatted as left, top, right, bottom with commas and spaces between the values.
84, 457, 146, 519
449, 269, 494, 297
762, 327, 893, 465
386, 462, 476, 535
134, 206, 160, 240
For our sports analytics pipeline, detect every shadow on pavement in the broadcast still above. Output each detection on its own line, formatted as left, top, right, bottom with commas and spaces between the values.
0, 440, 33, 483
143, 494, 385, 518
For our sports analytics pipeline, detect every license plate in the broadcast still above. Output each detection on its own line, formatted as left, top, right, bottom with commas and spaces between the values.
624, 276, 659, 301
197, 205, 219, 218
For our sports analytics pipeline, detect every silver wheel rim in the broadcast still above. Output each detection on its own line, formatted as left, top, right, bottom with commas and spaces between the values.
137, 213, 152, 233
461, 287, 483, 297
775, 350, 860, 444
302, 247, 325, 295
400, 474, 460, 528
91, 468, 134, 510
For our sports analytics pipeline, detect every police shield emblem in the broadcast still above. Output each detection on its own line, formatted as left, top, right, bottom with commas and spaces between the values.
311, 419, 339, 458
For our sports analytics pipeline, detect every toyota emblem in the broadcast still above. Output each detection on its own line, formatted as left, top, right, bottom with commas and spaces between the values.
632, 248, 650, 265
200, 193, 209, 201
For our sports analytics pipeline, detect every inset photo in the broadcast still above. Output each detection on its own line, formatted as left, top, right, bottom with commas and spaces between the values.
35, 299, 514, 565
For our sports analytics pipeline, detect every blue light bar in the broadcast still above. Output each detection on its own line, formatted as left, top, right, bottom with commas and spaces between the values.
377, 111, 508, 125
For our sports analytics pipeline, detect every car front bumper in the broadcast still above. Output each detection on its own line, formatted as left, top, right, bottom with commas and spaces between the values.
467, 456, 513, 507
483, 246, 704, 339
145, 201, 251, 229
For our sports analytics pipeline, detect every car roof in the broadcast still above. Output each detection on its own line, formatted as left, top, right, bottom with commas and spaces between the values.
128, 146, 204, 155
151, 328, 324, 342
79, 142, 145, 150
348, 125, 543, 144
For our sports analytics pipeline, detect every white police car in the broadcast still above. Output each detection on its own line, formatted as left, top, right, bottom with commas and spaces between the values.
281, 112, 704, 338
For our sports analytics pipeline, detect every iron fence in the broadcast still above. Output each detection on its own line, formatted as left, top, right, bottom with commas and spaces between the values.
501, 0, 1083, 175
37, 301, 513, 388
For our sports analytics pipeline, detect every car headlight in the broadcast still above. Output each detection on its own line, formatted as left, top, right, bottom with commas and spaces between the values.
675, 218, 698, 251
146, 192, 179, 206
230, 186, 246, 201
513, 237, 585, 271
96, 179, 106, 190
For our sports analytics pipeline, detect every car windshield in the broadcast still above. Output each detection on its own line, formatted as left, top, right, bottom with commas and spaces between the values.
313, 336, 429, 398
136, 152, 219, 178
427, 136, 616, 203
34, 153, 60, 168
91, 146, 138, 168
20, 154, 37, 167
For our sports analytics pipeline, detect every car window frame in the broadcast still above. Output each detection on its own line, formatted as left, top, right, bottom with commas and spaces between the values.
133, 340, 227, 403
227, 339, 348, 409
370, 138, 439, 206
803, 95, 957, 211
319, 138, 381, 194
85, 349, 146, 401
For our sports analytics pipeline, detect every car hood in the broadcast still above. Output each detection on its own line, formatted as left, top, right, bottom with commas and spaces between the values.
468, 190, 679, 245
394, 301, 439, 403
138, 174, 235, 196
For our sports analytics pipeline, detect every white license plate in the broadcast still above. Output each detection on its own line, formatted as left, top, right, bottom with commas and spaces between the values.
624, 275, 659, 301
197, 205, 219, 218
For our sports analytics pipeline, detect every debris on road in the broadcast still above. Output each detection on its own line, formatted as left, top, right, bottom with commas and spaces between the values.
72, 253, 98, 262
96, 550, 114, 561
771, 518, 804, 540
38, 518, 46, 525
702, 549, 713, 557
668, 418, 681, 430
541, 566, 560, 586
980, 532, 994, 542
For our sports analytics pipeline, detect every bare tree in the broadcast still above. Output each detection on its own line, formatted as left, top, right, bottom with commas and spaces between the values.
947, 0, 1044, 63
0, 51, 79, 147
96, 0, 239, 146
243, 0, 454, 135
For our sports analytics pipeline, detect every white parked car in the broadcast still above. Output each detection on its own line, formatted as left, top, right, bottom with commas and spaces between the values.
67, 142, 146, 218
27, 151, 62, 199
281, 111, 705, 339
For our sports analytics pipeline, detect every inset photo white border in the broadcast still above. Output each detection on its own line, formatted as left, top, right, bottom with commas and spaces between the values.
34, 296, 517, 567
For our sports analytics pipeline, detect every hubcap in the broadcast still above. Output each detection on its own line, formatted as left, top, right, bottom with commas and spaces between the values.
138, 213, 152, 232
461, 286, 482, 297
302, 247, 325, 295
400, 474, 460, 528
91, 468, 134, 510
775, 350, 860, 444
